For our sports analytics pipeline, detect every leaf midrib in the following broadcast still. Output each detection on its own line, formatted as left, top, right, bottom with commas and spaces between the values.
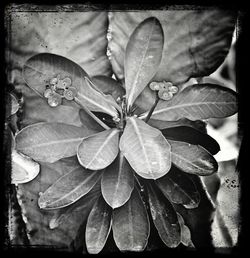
127, 20, 155, 107
130, 118, 153, 178
86, 130, 118, 168
20, 137, 84, 150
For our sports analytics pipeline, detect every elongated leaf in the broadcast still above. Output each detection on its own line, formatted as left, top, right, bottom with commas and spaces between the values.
91, 75, 125, 102
156, 166, 200, 208
148, 118, 207, 133
101, 152, 134, 208
176, 213, 194, 247
11, 150, 40, 184
162, 126, 220, 155
125, 17, 164, 109
38, 166, 102, 209
49, 183, 101, 229
112, 188, 150, 251
85, 196, 112, 254
147, 182, 181, 248
169, 140, 218, 176
77, 128, 119, 170
119, 117, 171, 179
141, 84, 237, 121
76, 77, 119, 117
108, 10, 236, 84
15, 122, 89, 163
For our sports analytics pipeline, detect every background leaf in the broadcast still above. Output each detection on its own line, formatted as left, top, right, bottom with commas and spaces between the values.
162, 126, 220, 155
176, 213, 194, 247
85, 196, 112, 254
124, 17, 164, 109
147, 182, 181, 248
101, 152, 134, 208
156, 166, 200, 209
38, 166, 102, 209
119, 117, 171, 179
169, 140, 218, 176
16, 122, 90, 163
141, 84, 237, 121
108, 10, 236, 84
15, 157, 97, 247
112, 188, 150, 252
77, 128, 119, 170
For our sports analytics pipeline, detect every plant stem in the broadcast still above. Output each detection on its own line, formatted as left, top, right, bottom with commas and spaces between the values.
74, 97, 110, 130
145, 91, 160, 123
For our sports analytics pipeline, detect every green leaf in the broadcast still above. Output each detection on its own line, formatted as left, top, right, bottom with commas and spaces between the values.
147, 182, 181, 248
101, 152, 134, 208
15, 122, 90, 163
156, 166, 200, 209
16, 157, 91, 246
108, 10, 236, 84
169, 140, 218, 176
112, 188, 150, 252
148, 118, 207, 132
38, 166, 102, 209
49, 183, 101, 230
21, 95, 83, 128
176, 213, 194, 247
141, 84, 237, 121
77, 128, 119, 170
23, 53, 118, 117
23, 53, 89, 97
85, 196, 112, 254
125, 17, 164, 109
11, 150, 40, 184
119, 117, 171, 179
162, 126, 220, 155
76, 77, 119, 117
91, 75, 125, 102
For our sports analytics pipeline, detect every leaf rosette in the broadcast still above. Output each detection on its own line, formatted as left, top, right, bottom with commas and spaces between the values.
14, 13, 237, 253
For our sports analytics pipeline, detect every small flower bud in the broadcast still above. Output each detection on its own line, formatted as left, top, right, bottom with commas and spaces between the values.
158, 89, 173, 100
63, 87, 77, 100
47, 92, 62, 107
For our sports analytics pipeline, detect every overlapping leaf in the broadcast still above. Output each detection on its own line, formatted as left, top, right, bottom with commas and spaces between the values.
148, 118, 207, 132
176, 213, 194, 247
23, 53, 118, 117
38, 166, 102, 209
77, 128, 119, 170
112, 188, 150, 251
101, 152, 134, 208
85, 196, 112, 254
11, 150, 40, 184
140, 84, 237, 121
76, 77, 119, 117
15, 122, 89, 163
49, 183, 101, 230
147, 182, 181, 248
119, 117, 171, 179
124, 17, 164, 109
162, 126, 220, 155
108, 10, 236, 84
91, 75, 125, 102
156, 167, 200, 209
169, 140, 218, 176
